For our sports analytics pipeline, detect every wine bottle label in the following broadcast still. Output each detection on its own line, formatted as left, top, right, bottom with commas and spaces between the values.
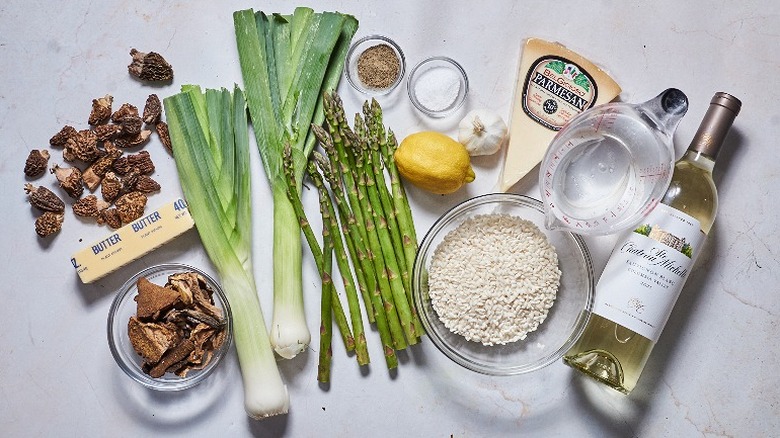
592, 204, 705, 342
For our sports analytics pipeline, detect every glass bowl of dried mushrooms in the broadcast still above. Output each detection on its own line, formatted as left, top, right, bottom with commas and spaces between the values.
412, 193, 594, 375
107, 263, 232, 391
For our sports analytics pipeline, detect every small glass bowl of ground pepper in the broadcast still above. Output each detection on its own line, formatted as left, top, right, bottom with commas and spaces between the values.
345, 35, 406, 96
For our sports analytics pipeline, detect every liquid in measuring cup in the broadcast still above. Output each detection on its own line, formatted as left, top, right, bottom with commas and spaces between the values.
554, 133, 636, 219
541, 88, 688, 235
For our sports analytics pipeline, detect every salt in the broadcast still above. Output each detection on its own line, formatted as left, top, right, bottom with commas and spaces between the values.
413, 67, 461, 112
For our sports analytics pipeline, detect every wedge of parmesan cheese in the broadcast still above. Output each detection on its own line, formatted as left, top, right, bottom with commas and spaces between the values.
499, 38, 621, 192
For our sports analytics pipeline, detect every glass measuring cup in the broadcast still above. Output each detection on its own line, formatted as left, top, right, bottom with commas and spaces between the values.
540, 88, 688, 235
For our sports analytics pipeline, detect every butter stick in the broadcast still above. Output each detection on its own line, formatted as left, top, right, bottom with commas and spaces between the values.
71, 198, 195, 283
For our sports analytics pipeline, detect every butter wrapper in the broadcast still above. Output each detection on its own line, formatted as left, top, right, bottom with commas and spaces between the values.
71, 198, 195, 283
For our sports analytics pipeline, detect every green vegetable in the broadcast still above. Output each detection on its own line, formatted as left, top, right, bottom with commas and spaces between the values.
233, 7, 358, 359
305, 93, 421, 362
163, 85, 288, 419
318, 224, 334, 382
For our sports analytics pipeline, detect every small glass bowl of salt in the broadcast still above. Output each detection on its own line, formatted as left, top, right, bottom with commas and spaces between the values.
407, 56, 469, 118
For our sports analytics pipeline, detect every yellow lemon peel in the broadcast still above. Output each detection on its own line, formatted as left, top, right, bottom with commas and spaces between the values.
394, 131, 475, 195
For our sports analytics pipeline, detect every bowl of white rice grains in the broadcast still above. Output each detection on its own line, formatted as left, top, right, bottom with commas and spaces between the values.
412, 193, 594, 375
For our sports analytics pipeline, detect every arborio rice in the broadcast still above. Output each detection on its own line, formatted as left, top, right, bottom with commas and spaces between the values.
428, 213, 561, 346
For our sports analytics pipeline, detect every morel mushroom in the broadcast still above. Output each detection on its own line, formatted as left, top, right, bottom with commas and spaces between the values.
142, 94, 162, 125
99, 207, 122, 229
89, 95, 114, 125
64, 130, 102, 163
72, 194, 110, 218
120, 167, 141, 194
93, 124, 122, 142
49, 125, 77, 147
51, 164, 84, 199
24, 149, 50, 178
24, 183, 65, 213
131, 130, 153, 146
111, 103, 139, 122
117, 115, 143, 137
82, 149, 123, 191
101, 171, 122, 203
35, 212, 64, 237
115, 191, 147, 224
113, 151, 155, 175
134, 175, 160, 194
156, 121, 172, 155
128, 48, 174, 82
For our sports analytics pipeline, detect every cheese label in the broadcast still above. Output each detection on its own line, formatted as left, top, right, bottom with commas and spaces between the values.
522, 56, 598, 131
71, 198, 195, 283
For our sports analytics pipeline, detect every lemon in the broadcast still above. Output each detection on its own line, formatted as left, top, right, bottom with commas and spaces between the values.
395, 131, 475, 195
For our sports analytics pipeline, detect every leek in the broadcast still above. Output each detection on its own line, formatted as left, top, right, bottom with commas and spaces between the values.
233, 8, 358, 359
164, 85, 288, 419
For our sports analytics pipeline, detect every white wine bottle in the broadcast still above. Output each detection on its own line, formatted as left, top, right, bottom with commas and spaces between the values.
562, 92, 742, 394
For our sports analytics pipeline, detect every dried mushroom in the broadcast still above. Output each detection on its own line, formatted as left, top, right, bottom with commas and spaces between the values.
25, 184, 65, 213
113, 151, 155, 175
40, 92, 166, 238
117, 115, 143, 136
89, 95, 113, 125
35, 212, 64, 237
24, 149, 50, 177
51, 164, 84, 199
156, 121, 172, 154
147, 338, 196, 378
64, 129, 102, 163
128, 317, 180, 364
114, 129, 152, 148
135, 277, 182, 320
99, 207, 122, 229
100, 171, 122, 203
82, 149, 123, 191
142, 94, 162, 125
72, 195, 110, 218
120, 167, 141, 194
134, 175, 161, 194
128, 272, 227, 379
128, 48, 174, 82
111, 103, 139, 122
49, 125, 77, 147
115, 191, 147, 224
93, 124, 121, 142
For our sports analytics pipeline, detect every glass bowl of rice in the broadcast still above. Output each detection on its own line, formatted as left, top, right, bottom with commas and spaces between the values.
412, 193, 594, 375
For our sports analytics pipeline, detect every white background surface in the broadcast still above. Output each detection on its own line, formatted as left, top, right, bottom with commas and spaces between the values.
2, 1, 778, 436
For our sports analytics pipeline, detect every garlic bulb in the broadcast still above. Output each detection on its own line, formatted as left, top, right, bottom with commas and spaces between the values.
457, 109, 508, 156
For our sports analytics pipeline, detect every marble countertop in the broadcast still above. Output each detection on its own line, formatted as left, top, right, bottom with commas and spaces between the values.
2, 1, 778, 436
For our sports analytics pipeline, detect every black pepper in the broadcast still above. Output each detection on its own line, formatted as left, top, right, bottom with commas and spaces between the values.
356, 44, 400, 89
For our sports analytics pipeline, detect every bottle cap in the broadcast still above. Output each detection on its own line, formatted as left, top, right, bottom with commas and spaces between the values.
690, 92, 741, 158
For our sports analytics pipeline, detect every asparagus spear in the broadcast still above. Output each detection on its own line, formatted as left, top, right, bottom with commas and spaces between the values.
321, 101, 408, 350
313, 151, 398, 368
309, 161, 370, 365
362, 101, 409, 300
318, 224, 333, 382
349, 118, 418, 345
382, 128, 418, 274
311, 125, 375, 323
282, 145, 355, 352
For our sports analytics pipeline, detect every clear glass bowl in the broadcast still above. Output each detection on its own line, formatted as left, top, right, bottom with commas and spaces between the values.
412, 193, 594, 375
345, 34, 406, 96
107, 263, 232, 391
407, 56, 469, 117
